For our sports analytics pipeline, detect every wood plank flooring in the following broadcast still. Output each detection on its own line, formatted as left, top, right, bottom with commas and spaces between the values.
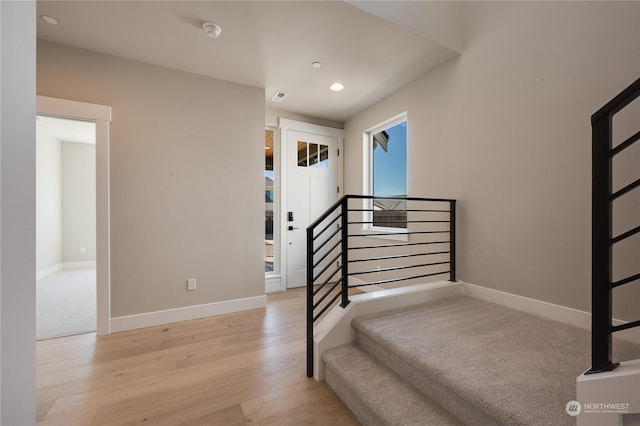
36, 289, 360, 425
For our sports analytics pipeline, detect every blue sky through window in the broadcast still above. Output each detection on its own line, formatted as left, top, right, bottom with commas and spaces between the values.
373, 121, 407, 197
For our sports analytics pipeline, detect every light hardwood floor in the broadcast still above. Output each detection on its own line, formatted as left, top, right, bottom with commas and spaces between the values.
36, 288, 360, 425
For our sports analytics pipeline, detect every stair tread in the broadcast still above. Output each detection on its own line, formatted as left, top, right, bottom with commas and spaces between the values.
322, 342, 462, 426
352, 295, 640, 425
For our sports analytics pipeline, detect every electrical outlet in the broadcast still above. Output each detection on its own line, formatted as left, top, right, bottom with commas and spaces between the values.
187, 278, 197, 291
80, 247, 86, 254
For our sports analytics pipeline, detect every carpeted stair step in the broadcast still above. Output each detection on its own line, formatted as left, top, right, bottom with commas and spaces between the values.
352, 295, 640, 426
322, 342, 462, 426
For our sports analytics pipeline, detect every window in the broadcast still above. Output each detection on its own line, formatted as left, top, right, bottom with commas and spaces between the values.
366, 113, 408, 229
265, 128, 276, 273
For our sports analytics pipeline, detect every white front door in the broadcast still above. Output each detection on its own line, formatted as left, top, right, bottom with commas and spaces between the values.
285, 128, 340, 288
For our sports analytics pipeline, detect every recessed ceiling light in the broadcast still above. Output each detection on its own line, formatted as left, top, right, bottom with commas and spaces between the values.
330, 82, 344, 92
202, 22, 222, 39
41, 15, 58, 25
312, 62, 322, 68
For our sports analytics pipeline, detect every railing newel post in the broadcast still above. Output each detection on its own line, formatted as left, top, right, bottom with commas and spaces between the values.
306, 225, 315, 378
340, 196, 350, 308
449, 200, 457, 282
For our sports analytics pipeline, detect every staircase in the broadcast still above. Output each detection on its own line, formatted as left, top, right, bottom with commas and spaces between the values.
322, 295, 640, 426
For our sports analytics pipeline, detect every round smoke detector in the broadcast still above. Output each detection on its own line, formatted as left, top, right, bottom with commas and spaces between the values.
202, 22, 222, 39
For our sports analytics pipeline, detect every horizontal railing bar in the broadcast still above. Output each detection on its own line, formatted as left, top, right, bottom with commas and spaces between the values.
313, 268, 342, 296
611, 178, 640, 201
611, 225, 640, 245
309, 197, 344, 231
348, 260, 450, 276
349, 241, 450, 250
349, 270, 449, 287
348, 220, 450, 225
349, 251, 450, 263
612, 273, 640, 289
313, 280, 342, 310
348, 208, 450, 213
312, 240, 341, 268
313, 291, 342, 322
610, 129, 640, 157
348, 230, 450, 237
313, 228, 341, 255
312, 215, 341, 241
313, 252, 342, 282
611, 319, 640, 333
345, 194, 456, 203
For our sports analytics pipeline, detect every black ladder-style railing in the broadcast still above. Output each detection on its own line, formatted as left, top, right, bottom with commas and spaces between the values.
589, 76, 640, 374
306, 194, 457, 377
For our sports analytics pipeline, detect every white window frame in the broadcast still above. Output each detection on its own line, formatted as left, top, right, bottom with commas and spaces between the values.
362, 112, 408, 240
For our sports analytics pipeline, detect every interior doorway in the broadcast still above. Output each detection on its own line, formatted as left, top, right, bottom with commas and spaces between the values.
36, 115, 97, 339
36, 95, 112, 336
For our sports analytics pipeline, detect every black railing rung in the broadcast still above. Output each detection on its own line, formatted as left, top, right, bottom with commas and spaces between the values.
313, 268, 342, 296
611, 319, 640, 333
611, 225, 640, 245
610, 129, 640, 158
313, 291, 343, 322
612, 273, 640, 289
349, 251, 450, 263
348, 230, 450, 237
349, 270, 449, 287
611, 178, 640, 201
348, 208, 450, 213
348, 260, 450, 276
313, 252, 342, 282
313, 280, 342, 310
313, 240, 341, 267
349, 220, 449, 224
349, 241, 450, 250
312, 214, 341, 242
313, 227, 341, 255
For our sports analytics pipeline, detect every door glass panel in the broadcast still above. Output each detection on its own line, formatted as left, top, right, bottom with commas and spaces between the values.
318, 144, 329, 169
309, 143, 319, 167
265, 129, 275, 273
297, 141, 308, 167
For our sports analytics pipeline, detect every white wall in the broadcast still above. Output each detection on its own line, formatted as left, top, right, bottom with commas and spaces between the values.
1, 1, 36, 424
36, 123, 62, 272
344, 1, 640, 320
62, 141, 96, 263
38, 41, 265, 318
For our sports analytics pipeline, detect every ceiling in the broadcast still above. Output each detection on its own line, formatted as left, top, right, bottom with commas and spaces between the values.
36, 1, 460, 123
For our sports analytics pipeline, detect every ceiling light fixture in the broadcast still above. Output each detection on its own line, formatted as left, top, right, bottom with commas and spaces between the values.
41, 15, 59, 25
330, 82, 344, 92
312, 62, 322, 68
202, 22, 222, 39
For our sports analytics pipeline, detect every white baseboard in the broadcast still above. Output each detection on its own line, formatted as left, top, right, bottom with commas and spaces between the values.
36, 261, 97, 280
63, 261, 96, 270
36, 264, 63, 280
110, 295, 267, 333
461, 281, 640, 345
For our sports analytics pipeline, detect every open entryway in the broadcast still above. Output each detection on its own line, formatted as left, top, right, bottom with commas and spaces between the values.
280, 119, 343, 289
36, 96, 112, 337
36, 115, 97, 339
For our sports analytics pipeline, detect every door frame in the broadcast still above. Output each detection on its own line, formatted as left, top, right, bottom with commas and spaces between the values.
36, 95, 112, 335
278, 118, 343, 292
